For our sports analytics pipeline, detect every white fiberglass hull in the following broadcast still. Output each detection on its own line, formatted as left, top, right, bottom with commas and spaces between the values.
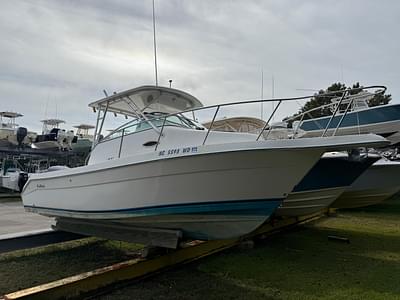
22, 134, 388, 240
1, 175, 19, 192
332, 160, 400, 209
275, 153, 380, 217
32, 141, 60, 150
23, 146, 323, 240
276, 187, 346, 217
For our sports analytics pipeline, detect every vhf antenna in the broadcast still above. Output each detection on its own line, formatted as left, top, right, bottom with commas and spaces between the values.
152, 0, 158, 86
260, 68, 264, 120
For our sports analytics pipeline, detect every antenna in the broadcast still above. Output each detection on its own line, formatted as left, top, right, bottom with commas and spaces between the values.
260, 69, 264, 120
169, 79, 172, 88
272, 75, 275, 99
44, 97, 49, 119
271, 75, 275, 121
340, 65, 344, 83
152, 0, 158, 86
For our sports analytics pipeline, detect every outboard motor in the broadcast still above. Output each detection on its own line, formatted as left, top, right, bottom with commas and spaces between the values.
18, 172, 29, 192
56, 129, 67, 150
16, 127, 28, 148
49, 128, 60, 141
65, 130, 75, 150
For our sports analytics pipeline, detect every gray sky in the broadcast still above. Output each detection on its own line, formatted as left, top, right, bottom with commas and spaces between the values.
1, 0, 399, 132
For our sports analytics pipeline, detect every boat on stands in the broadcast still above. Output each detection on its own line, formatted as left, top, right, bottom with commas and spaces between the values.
332, 158, 400, 209
277, 152, 380, 216
0, 112, 36, 148
203, 116, 386, 217
32, 119, 75, 150
21, 86, 388, 244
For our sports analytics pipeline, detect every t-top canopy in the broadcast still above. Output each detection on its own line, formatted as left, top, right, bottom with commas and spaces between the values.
88, 85, 203, 117
74, 124, 95, 129
203, 117, 266, 132
0, 112, 23, 118
40, 119, 66, 126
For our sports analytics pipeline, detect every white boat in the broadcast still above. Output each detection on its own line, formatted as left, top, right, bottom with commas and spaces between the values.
21, 86, 388, 243
0, 112, 35, 148
276, 152, 380, 216
32, 119, 74, 150
332, 159, 400, 209
0, 167, 28, 192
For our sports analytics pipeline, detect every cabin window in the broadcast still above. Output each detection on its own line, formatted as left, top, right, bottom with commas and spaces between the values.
102, 114, 203, 142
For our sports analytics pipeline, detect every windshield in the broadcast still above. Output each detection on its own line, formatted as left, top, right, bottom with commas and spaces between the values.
103, 113, 204, 141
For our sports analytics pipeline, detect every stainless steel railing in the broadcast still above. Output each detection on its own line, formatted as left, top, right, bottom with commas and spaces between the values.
94, 85, 386, 156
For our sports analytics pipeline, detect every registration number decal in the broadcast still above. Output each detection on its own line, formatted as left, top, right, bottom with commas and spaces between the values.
159, 146, 198, 157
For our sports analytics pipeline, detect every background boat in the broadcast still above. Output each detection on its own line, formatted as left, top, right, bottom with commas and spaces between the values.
292, 90, 400, 145
32, 119, 76, 150
0, 112, 33, 148
332, 159, 400, 209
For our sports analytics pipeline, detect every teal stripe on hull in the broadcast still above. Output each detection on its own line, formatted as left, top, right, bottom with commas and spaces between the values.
24, 198, 283, 218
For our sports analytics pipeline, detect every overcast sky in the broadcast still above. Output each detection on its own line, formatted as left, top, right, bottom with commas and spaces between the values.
1, 0, 399, 132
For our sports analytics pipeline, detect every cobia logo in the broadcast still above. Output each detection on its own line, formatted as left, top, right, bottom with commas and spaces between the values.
36, 184, 46, 188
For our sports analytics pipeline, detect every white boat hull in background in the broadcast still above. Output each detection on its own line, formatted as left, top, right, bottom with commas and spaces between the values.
32, 140, 61, 150
275, 153, 380, 217
332, 159, 400, 208
276, 187, 346, 217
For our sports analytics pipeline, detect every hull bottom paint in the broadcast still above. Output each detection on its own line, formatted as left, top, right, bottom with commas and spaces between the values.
276, 187, 346, 217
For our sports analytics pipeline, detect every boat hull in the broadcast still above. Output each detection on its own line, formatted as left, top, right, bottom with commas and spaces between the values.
53, 200, 281, 240
22, 146, 324, 240
332, 187, 399, 209
32, 140, 60, 150
276, 154, 379, 217
22, 132, 388, 240
276, 187, 346, 217
332, 160, 400, 209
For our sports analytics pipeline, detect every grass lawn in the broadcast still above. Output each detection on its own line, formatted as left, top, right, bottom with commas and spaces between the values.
1, 197, 399, 299
0, 239, 142, 294
98, 196, 400, 300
